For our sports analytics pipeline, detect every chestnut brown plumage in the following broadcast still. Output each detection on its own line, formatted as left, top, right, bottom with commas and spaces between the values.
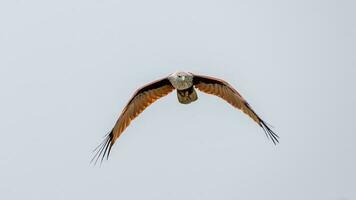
193, 75, 279, 144
92, 72, 278, 164
91, 78, 174, 164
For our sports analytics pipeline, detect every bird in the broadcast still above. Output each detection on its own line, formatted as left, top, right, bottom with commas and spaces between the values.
91, 71, 279, 164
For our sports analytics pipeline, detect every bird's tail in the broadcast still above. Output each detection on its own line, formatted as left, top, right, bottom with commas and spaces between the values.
177, 87, 198, 104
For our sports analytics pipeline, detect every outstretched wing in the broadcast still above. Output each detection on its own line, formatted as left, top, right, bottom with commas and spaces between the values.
193, 74, 279, 144
92, 78, 174, 164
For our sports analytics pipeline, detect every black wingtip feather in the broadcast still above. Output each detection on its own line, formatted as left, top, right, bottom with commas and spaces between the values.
259, 120, 279, 145
91, 130, 114, 165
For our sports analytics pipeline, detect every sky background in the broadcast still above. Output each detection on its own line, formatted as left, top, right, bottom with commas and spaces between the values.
1, 0, 355, 199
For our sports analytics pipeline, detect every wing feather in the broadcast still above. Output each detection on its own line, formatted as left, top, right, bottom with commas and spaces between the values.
193, 74, 279, 144
91, 78, 174, 164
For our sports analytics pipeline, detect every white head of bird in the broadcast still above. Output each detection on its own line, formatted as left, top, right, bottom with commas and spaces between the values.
168, 71, 194, 90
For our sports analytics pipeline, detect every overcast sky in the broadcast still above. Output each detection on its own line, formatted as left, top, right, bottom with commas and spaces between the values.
1, 0, 355, 199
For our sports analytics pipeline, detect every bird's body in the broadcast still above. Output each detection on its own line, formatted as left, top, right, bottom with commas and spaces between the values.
168, 72, 198, 104
92, 71, 279, 164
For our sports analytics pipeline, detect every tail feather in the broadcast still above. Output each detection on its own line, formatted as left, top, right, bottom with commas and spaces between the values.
177, 87, 198, 104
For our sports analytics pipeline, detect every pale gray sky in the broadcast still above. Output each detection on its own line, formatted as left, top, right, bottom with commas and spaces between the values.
1, 0, 355, 199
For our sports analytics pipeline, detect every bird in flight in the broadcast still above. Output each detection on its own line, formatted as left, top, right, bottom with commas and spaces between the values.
92, 71, 279, 164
